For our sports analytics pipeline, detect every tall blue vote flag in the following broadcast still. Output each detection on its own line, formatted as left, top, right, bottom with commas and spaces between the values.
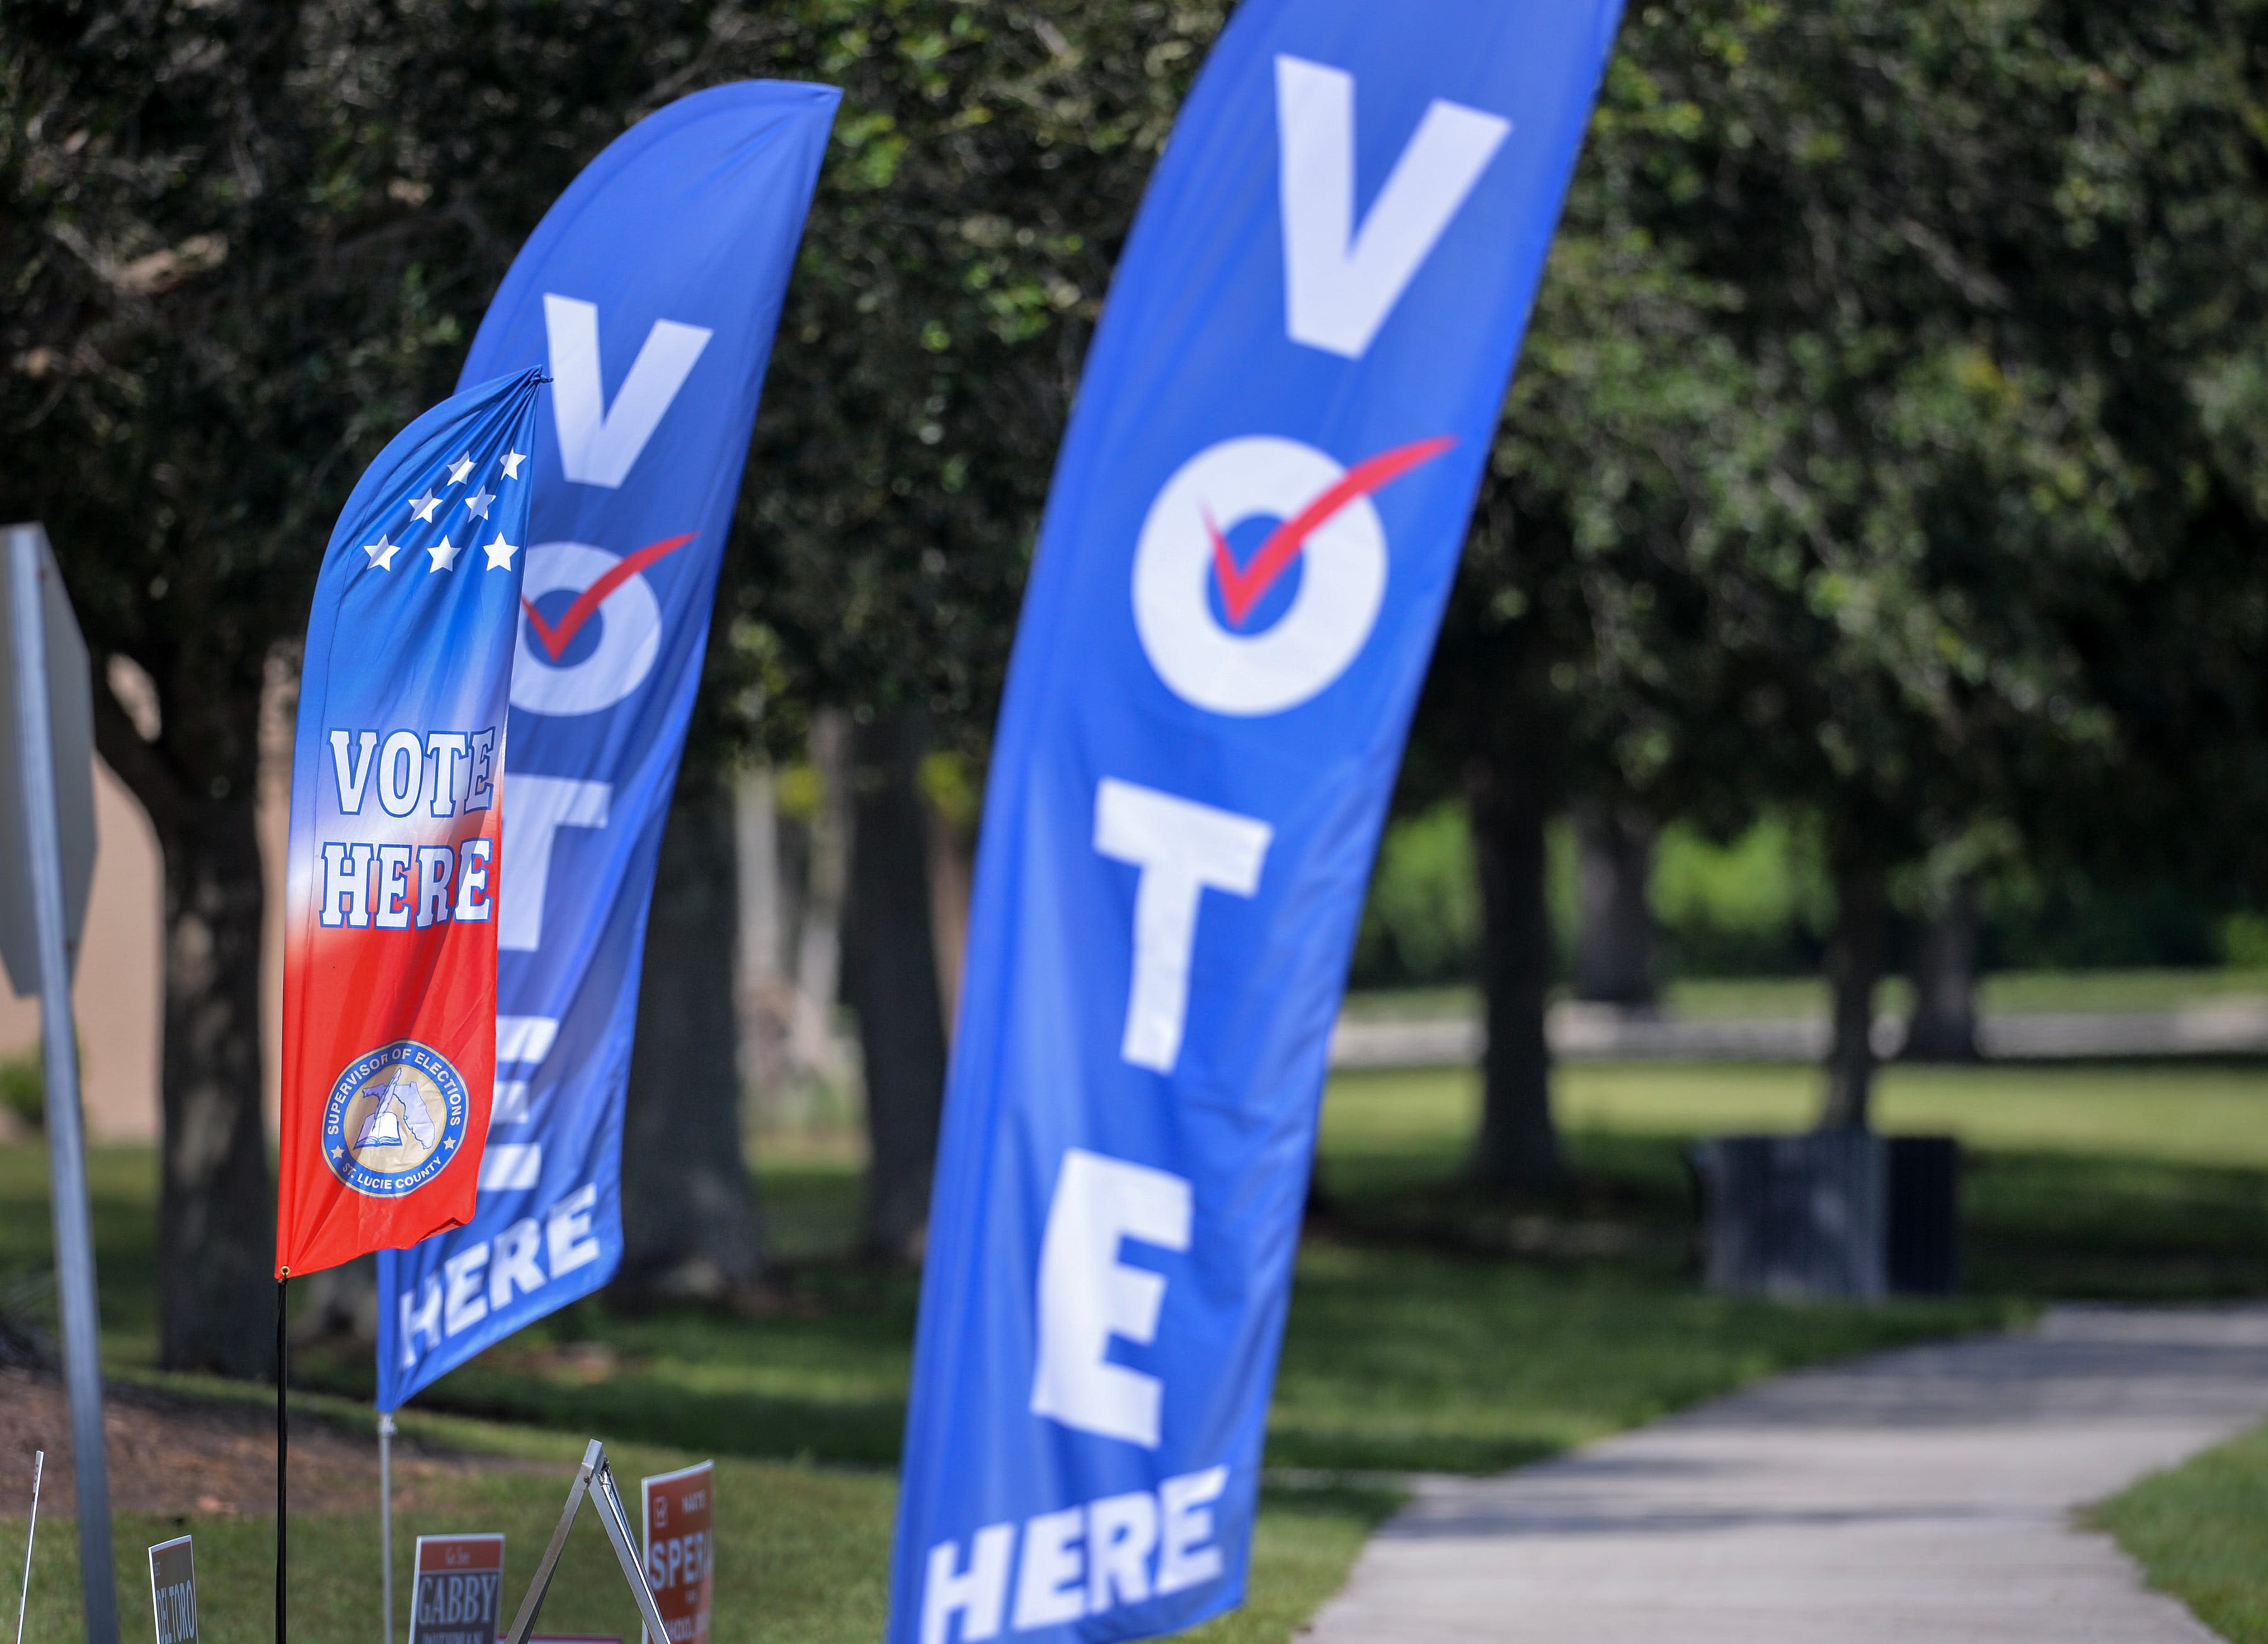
889, 4, 1622, 1643
375, 80, 837, 1410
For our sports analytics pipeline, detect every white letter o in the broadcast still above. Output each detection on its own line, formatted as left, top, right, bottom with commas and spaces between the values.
511, 541, 663, 718
1131, 435, 1386, 717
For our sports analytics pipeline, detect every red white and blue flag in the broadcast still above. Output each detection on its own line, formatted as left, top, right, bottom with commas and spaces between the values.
277, 367, 546, 1279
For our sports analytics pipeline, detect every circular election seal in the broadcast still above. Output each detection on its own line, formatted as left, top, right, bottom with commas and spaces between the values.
321, 1040, 470, 1198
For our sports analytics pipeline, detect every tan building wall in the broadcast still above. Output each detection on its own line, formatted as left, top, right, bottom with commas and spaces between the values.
0, 759, 163, 1139
0, 751, 287, 1144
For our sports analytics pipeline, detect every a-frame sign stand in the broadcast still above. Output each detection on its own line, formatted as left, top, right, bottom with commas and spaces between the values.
502, 1441, 672, 1644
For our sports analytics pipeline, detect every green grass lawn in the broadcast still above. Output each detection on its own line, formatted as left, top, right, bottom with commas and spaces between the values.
8, 1055, 2268, 1643
2095, 1419, 2268, 1643
272, 1063, 2137, 1473
1341, 965, 2268, 1023
4, 1396, 1393, 1644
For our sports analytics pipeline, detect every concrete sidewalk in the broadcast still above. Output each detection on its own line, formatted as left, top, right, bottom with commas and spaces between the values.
1327, 1000, 2268, 1067
1303, 1307, 2268, 1643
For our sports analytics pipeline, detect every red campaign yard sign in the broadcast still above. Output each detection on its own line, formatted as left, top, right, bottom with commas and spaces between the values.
641, 1462, 714, 1644
410, 1533, 504, 1644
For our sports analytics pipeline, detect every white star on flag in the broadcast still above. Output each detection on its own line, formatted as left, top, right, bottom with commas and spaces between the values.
427, 536, 465, 572
362, 533, 406, 570
406, 490, 443, 523
445, 454, 476, 485
463, 488, 496, 520
500, 451, 528, 480
482, 532, 520, 569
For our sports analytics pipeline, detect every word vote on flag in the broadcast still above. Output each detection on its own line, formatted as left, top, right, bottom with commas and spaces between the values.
277, 367, 544, 1278
888, 3, 1624, 1643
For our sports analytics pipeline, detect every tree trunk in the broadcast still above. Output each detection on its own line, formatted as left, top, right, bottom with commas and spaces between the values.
1904, 876, 1981, 1062
789, 710, 854, 1095
616, 757, 767, 1305
842, 711, 950, 1262
1467, 749, 1564, 1195
296, 1253, 377, 1344
155, 793, 277, 1377
733, 762, 791, 1103
1572, 799, 1658, 1007
1819, 861, 1887, 1130
926, 798, 974, 1042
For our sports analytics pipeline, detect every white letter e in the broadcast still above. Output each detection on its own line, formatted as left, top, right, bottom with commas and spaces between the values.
1030, 1149, 1193, 1449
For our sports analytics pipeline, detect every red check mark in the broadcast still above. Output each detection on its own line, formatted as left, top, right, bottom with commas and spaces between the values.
1206, 436, 1455, 628
520, 532, 695, 660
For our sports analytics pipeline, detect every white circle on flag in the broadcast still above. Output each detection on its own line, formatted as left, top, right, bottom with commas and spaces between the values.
1131, 435, 1387, 716
512, 541, 662, 716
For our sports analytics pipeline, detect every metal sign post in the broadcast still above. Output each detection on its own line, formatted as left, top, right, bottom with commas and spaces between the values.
379, 1413, 397, 1644
2, 524, 115, 1644
501, 1443, 671, 1644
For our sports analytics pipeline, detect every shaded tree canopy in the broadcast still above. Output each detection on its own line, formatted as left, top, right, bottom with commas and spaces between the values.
1419, 0, 2268, 1152
9, 0, 2268, 1342
0, 0, 1217, 1364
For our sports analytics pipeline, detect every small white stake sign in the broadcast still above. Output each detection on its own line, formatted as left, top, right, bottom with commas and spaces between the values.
147, 1536, 196, 1644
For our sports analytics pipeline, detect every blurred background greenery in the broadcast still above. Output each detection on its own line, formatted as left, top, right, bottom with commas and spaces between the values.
1352, 801, 2262, 994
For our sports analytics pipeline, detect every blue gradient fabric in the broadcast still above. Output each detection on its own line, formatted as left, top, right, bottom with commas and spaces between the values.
886, 4, 1623, 1642
375, 81, 837, 1410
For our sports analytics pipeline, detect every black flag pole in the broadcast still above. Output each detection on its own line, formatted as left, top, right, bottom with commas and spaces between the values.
277, 1274, 289, 1644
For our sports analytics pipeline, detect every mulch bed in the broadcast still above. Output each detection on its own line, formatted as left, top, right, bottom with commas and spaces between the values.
0, 1368, 524, 1518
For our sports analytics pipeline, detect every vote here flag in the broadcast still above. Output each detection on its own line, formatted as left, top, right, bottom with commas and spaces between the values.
374, 81, 837, 1406
886, 3, 1623, 1643
276, 367, 545, 1279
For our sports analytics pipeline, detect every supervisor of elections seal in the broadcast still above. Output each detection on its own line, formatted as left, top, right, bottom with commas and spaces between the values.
322, 1041, 469, 1198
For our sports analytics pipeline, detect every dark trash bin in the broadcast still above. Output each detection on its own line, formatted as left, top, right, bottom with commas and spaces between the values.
1690, 1131, 1959, 1301
1884, 1135, 1960, 1295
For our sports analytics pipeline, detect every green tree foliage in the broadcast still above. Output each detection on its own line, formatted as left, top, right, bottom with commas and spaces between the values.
727, 4, 1223, 740
0, 0, 1222, 1364
0, 1050, 42, 1133
1351, 802, 1481, 990
1438, 0, 2268, 1153
9, 0, 2268, 1327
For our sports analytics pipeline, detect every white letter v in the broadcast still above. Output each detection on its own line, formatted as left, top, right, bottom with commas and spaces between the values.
542, 294, 713, 489
1276, 55, 1510, 360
